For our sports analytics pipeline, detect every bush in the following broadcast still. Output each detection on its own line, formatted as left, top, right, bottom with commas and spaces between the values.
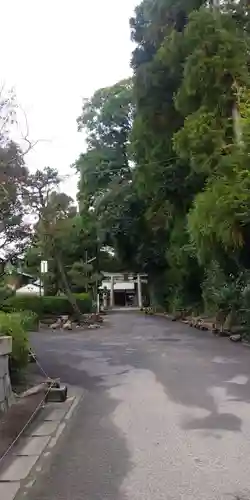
2, 293, 92, 318
0, 284, 15, 304
0, 313, 29, 380
14, 311, 39, 331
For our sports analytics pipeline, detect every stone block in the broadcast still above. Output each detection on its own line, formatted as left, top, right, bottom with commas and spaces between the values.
0, 338, 13, 413
0, 336, 12, 356
45, 385, 67, 403
30, 421, 59, 437
44, 408, 67, 421
16, 436, 50, 456
0, 360, 6, 380
0, 376, 5, 403
3, 373, 12, 395
0, 399, 7, 413
0, 355, 9, 376
0, 455, 39, 481
0, 482, 20, 500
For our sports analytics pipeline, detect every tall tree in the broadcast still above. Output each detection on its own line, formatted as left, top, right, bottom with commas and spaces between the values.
130, 0, 250, 311
0, 89, 33, 275
23, 167, 88, 317
130, 0, 208, 306
75, 0, 250, 314
76, 78, 133, 210
76, 78, 172, 305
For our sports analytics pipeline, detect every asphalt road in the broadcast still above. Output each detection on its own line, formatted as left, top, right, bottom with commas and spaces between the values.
22, 312, 250, 500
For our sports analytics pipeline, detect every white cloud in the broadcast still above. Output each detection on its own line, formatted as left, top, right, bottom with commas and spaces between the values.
0, 0, 138, 197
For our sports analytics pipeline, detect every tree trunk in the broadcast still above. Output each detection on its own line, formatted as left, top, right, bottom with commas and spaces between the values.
232, 100, 243, 147
224, 309, 237, 332
148, 273, 167, 308
57, 256, 83, 322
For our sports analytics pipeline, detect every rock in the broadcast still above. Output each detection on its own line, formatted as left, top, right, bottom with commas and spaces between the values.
189, 317, 199, 328
63, 320, 72, 330
50, 321, 62, 330
90, 314, 103, 323
61, 315, 69, 322
218, 330, 230, 338
230, 334, 242, 342
144, 307, 153, 315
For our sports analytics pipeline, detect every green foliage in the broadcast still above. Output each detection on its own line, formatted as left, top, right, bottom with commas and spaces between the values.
241, 284, 250, 336
67, 260, 102, 295
202, 261, 227, 314
141, 2, 250, 314
0, 313, 30, 379
188, 152, 250, 263
0, 310, 38, 336
173, 107, 229, 174
76, 77, 172, 306
3, 294, 92, 318
76, 78, 133, 210
202, 261, 250, 334
175, 7, 249, 115
17, 310, 39, 331
0, 91, 32, 263
165, 216, 203, 310
0, 284, 15, 305
68, 0, 250, 320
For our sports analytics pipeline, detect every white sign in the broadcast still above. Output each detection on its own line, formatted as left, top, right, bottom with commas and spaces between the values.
40, 260, 48, 274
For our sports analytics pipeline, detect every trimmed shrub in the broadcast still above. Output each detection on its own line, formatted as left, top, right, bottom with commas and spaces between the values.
3, 293, 92, 318
0, 313, 29, 380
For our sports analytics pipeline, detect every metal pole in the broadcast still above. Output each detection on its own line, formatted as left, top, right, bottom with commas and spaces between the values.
39, 261, 42, 297
96, 293, 100, 314
95, 237, 99, 314
85, 250, 88, 293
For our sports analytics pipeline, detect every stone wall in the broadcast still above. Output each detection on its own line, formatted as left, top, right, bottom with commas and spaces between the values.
0, 336, 13, 413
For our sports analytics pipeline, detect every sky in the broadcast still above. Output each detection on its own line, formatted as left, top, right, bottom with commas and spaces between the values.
0, 0, 138, 198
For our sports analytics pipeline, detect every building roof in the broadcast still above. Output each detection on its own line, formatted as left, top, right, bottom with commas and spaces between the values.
16, 284, 44, 295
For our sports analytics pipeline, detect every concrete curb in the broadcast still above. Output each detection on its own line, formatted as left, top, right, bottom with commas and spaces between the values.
146, 312, 250, 346
0, 385, 84, 500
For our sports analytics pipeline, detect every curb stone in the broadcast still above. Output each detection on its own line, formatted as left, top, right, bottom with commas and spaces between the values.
0, 385, 84, 500
242, 341, 250, 348
149, 312, 250, 347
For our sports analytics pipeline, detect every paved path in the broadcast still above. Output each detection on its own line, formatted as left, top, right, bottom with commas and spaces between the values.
20, 313, 250, 499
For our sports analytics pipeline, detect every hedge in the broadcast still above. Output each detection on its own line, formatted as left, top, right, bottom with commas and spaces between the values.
0, 312, 30, 381
2, 293, 92, 318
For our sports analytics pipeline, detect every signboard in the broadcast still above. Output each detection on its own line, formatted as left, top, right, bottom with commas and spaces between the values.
40, 260, 48, 274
